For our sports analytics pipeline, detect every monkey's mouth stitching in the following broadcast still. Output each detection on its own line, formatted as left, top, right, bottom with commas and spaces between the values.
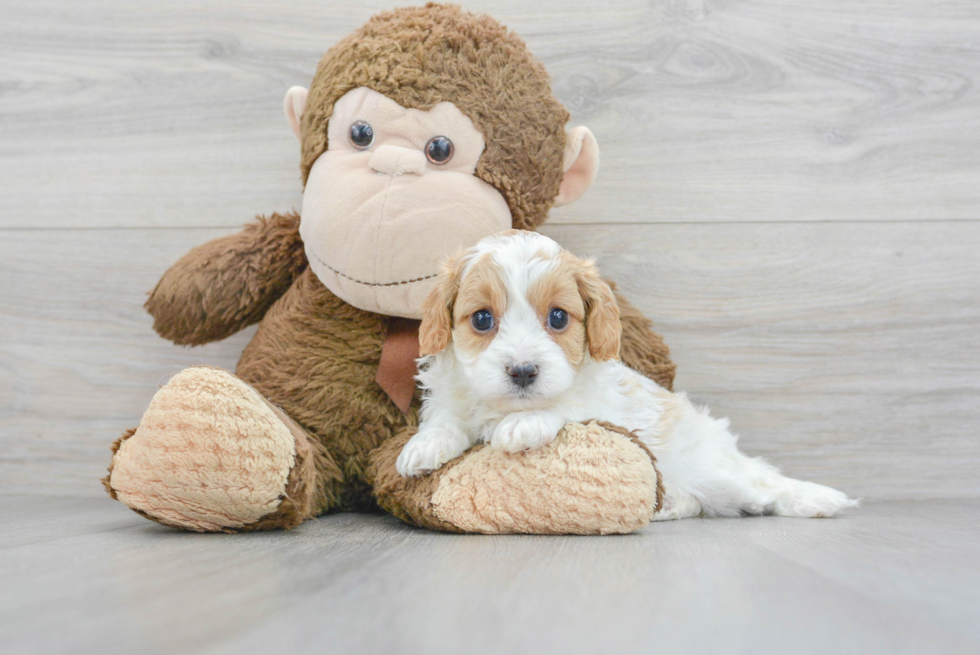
309, 250, 438, 287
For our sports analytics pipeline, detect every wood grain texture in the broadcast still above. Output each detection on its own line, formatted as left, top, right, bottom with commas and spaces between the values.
3, 5, 978, 650
1, 223, 977, 500
1, 1, 978, 502
1, 497, 978, 654
543, 221, 980, 500
0, 228, 255, 497
1, 0, 979, 228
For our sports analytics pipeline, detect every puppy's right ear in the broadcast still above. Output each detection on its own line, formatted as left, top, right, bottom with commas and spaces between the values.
419, 256, 463, 356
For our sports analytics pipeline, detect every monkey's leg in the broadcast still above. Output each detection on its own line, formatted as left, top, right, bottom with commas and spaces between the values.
367, 421, 663, 535
104, 367, 343, 532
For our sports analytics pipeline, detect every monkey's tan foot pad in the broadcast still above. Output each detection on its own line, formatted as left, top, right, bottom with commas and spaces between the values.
371, 421, 663, 535
104, 366, 309, 532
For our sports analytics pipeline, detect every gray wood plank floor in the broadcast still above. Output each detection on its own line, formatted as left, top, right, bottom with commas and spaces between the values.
3, 0, 979, 502
4, 0, 980, 229
3, 223, 978, 500
2, 2, 980, 652
1, 497, 977, 655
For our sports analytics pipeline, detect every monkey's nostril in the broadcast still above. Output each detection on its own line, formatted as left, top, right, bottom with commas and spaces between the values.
506, 362, 538, 388
368, 145, 427, 176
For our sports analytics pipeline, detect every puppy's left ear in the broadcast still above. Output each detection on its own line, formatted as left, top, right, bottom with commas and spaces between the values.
576, 259, 621, 361
419, 256, 463, 356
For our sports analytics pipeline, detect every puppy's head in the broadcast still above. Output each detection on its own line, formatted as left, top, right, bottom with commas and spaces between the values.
419, 230, 621, 407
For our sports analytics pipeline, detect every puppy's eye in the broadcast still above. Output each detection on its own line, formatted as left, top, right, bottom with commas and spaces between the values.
425, 136, 454, 164
548, 308, 569, 330
349, 121, 374, 149
471, 310, 494, 332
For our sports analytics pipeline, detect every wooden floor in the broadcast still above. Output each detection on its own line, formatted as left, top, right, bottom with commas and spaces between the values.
2, 1, 980, 652
3, 0, 979, 502
0, 497, 977, 654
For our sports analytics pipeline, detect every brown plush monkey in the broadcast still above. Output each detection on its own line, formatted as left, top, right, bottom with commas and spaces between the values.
103, 4, 676, 534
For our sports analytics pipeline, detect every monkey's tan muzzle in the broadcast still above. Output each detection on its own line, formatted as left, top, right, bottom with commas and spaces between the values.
369, 145, 428, 176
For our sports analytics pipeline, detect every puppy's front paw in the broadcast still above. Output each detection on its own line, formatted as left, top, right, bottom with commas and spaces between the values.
490, 412, 563, 453
396, 426, 469, 477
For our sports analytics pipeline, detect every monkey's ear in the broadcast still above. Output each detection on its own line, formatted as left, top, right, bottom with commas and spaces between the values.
283, 86, 309, 142
553, 126, 600, 207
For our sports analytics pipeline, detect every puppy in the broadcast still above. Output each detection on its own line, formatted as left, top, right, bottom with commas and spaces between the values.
396, 230, 857, 519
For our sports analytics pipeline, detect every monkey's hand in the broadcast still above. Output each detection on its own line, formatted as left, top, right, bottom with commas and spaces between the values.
608, 281, 677, 391
145, 212, 307, 345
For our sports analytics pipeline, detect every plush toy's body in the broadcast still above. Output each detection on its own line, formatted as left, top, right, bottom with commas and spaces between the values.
103, 5, 676, 534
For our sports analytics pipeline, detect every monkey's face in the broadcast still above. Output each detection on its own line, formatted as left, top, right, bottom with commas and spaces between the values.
295, 87, 513, 319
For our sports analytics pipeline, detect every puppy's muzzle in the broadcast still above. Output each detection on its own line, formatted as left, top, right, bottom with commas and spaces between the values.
506, 362, 538, 389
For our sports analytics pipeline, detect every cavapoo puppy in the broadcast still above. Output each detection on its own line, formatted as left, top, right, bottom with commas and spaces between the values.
396, 230, 857, 519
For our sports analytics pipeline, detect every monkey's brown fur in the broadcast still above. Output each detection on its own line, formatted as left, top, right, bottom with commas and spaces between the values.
130, 212, 674, 519
105, 5, 676, 531
302, 3, 569, 229
146, 213, 308, 346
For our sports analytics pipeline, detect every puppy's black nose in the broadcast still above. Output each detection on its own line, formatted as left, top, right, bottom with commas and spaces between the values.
506, 362, 538, 388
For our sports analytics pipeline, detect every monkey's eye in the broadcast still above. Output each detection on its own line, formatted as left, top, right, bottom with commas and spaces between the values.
425, 136, 454, 164
548, 308, 569, 331
471, 310, 494, 332
349, 121, 374, 149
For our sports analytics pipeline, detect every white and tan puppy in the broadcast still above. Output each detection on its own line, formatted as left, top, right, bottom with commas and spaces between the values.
396, 230, 857, 520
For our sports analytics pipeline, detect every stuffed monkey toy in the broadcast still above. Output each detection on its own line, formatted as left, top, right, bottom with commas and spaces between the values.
103, 4, 676, 535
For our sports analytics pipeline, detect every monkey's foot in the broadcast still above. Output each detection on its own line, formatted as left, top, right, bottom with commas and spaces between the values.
369, 421, 663, 535
104, 367, 327, 532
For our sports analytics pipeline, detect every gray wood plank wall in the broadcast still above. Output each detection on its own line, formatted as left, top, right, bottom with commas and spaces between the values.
2, 0, 978, 500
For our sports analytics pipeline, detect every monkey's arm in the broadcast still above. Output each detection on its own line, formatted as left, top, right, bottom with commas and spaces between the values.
609, 283, 677, 391
146, 212, 307, 346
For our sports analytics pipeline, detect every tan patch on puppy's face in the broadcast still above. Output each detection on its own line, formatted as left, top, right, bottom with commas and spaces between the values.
529, 249, 621, 365
528, 252, 588, 368
452, 254, 508, 355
